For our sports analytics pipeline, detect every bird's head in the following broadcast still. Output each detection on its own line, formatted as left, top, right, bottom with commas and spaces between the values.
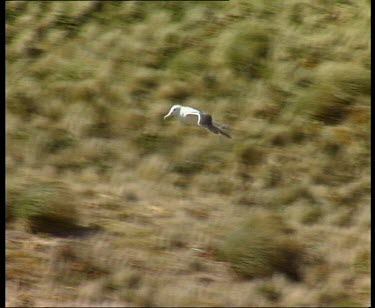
164, 105, 181, 119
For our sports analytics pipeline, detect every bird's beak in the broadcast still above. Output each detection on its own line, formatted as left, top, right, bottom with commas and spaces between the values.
163, 115, 169, 120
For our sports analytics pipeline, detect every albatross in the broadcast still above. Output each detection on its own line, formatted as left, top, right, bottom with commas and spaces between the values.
163, 105, 231, 139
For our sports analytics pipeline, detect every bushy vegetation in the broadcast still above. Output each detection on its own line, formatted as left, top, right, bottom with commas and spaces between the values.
216, 211, 305, 280
6, 180, 80, 235
6, 1, 370, 307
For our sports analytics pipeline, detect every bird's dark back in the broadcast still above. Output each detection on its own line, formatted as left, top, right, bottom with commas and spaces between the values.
199, 113, 213, 126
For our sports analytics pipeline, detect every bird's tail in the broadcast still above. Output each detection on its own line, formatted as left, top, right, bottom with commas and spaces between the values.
208, 123, 232, 139
214, 122, 230, 130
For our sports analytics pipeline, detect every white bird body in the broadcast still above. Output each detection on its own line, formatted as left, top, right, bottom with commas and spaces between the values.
163, 104, 231, 138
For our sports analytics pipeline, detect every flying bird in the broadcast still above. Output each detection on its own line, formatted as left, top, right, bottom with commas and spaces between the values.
163, 105, 231, 139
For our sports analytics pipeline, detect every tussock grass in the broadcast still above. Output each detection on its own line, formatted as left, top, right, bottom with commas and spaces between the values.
256, 281, 281, 302
235, 143, 266, 166
216, 210, 305, 280
293, 62, 370, 124
224, 21, 272, 79
48, 240, 112, 287
6, 0, 370, 306
7, 180, 80, 235
353, 249, 370, 275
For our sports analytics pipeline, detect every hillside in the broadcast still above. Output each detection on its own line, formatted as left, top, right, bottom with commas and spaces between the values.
6, 1, 370, 307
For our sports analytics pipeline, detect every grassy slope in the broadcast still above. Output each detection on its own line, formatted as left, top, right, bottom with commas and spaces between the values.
6, 1, 370, 307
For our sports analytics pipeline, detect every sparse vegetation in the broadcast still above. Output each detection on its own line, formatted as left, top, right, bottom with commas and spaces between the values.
6, 1, 370, 307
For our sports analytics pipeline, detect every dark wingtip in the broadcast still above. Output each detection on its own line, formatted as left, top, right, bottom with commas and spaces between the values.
220, 132, 232, 139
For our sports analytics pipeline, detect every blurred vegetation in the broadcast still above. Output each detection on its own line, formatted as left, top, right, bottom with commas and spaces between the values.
6, 0, 370, 307
216, 211, 305, 280
7, 180, 80, 235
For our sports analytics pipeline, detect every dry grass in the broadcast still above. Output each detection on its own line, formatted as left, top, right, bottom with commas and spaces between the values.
6, 1, 370, 307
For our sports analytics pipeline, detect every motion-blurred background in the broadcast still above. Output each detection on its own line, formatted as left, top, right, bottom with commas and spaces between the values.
6, 1, 370, 307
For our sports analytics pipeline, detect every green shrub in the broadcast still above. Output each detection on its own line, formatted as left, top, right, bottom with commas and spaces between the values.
216, 211, 304, 280
10, 181, 79, 234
